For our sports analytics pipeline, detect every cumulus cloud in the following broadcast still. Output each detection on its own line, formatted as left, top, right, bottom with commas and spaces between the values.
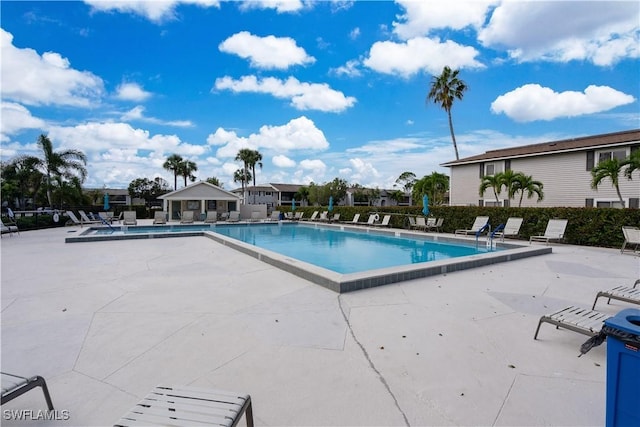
299, 159, 327, 175
478, 1, 640, 65
347, 158, 380, 182
363, 37, 484, 78
115, 82, 152, 101
214, 75, 356, 112
1, 29, 104, 107
207, 116, 329, 158
219, 31, 315, 70
490, 84, 636, 122
331, 59, 362, 77
0, 102, 46, 142
272, 154, 296, 168
393, 0, 495, 39
84, 0, 220, 23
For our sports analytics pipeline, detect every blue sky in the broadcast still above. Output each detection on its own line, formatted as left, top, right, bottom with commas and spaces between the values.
1, 0, 639, 191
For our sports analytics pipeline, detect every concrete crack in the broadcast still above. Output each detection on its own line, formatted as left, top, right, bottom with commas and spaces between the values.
338, 296, 411, 427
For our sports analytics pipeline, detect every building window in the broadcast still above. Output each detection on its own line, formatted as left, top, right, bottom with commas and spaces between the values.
265, 192, 272, 196
597, 149, 627, 164
595, 199, 625, 209
484, 162, 502, 176
483, 199, 504, 207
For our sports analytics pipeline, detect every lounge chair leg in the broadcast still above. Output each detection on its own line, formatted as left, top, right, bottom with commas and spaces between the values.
592, 293, 603, 310
35, 376, 55, 411
534, 318, 546, 340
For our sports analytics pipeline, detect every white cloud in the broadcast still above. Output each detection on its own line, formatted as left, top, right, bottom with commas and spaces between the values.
84, 0, 220, 23
219, 31, 315, 70
272, 154, 296, 168
363, 37, 484, 78
478, 1, 640, 65
349, 27, 361, 40
331, 59, 362, 77
347, 158, 380, 182
393, 0, 496, 40
237, 0, 306, 13
208, 116, 329, 158
120, 106, 193, 127
490, 84, 636, 122
299, 159, 327, 175
1, 29, 104, 107
214, 75, 356, 112
0, 102, 46, 142
115, 82, 152, 101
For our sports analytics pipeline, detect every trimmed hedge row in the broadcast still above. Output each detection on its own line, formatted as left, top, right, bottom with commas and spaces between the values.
286, 205, 640, 249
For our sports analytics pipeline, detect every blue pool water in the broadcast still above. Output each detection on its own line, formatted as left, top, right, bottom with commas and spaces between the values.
211, 223, 497, 274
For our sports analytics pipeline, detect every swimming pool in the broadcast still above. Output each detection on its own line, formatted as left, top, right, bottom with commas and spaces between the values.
67, 222, 552, 293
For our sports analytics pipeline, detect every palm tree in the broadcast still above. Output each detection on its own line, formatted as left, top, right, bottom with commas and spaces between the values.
36, 134, 87, 208
500, 170, 524, 206
3, 156, 44, 210
395, 171, 417, 192
233, 168, 251, 196
623, 150, 640, 180
247, 150, 263, 203
412, 172, 449, 206
178, 159, 198, 187
479, 172, 504, 204
295, 186, 310, 206
206, 177, 222, 187
513, 174, 544, 207
235, 148, 254, 203
591, 158, 626, 207
163, 154, 183, 190
427, 66, 468, 160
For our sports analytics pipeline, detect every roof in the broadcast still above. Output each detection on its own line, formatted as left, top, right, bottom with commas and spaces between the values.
230, 183, 303, 193
158, 180, 241, 201
441, 129, 640, 166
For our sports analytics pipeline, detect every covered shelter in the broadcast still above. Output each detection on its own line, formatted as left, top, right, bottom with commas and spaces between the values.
158, 181, 241, 221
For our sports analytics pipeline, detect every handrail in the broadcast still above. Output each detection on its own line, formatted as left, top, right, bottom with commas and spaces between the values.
490, 224, 505, 240
97, 214, 115, 231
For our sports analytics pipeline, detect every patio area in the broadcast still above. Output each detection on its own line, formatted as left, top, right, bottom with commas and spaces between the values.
1, 223, 638, 426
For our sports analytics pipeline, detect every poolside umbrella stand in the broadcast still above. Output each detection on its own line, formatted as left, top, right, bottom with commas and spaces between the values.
422, 195, 429, 216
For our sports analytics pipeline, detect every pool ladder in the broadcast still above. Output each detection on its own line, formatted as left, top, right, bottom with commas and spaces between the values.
475, 223, 497, 250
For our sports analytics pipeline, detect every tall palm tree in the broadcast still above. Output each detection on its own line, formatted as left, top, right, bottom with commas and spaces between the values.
178, 159, 198, 187
412, 172, 449, 206
233, 168, 251, 196
513, 174, 544, 207
235, 148, 254, 203
4, 156, 43, 209
36, 134, 87, 208
427, 66, 468, 161
247, 150, 263, 203
479, 172, 504, 204
591, 158, 626, 207
163, 154, 183, 190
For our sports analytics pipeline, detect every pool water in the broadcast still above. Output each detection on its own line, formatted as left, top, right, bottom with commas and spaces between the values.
211, 223, 498, 274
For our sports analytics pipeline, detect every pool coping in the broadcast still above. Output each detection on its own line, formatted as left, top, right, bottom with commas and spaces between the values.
65, 222, 552, 293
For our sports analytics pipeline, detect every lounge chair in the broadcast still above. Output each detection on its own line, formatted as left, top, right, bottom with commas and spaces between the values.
364, 214, 377, 226
293, 212, 303, 220
529, 219, 568, 245
180, 211, 195, 224
621, 226, 640, 253
302, 211, 319, 221
99, 212, 115, 224
592, 283, 640, 310
204, 211, 217, 223
534, 306, 610, 340
373, 215, 391, 227
78, 210, 101, 225
122, 211, 137, 226
267, 211, 280, 221
493, 217, 523, 241
329, 213, 340, 222
346, 213, 360, 225
415, 217, 427, 231
114, 384, 253, 427
1, 372, 54, 410
228, 211, 240, 222
425, 218, 444, 233
455, 216, 490, 235
1, 219, 19, 236
153, 211, 167, 225
316, 211, 328, 222
408, 216, 417, 229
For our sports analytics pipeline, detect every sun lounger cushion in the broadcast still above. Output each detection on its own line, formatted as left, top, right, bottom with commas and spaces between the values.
534, 306, 610, 340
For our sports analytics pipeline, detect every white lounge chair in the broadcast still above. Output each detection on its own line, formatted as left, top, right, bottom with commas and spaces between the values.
373, 215, 391, 227
415, 217, 427, 231
425, 218, 444, 233
1, 219, 19, 236
153, 211, 167, 225
115, 385, 253, 427
204, 211, 217, 223
493, 217, 523, 241
592, 283, 640, 310
621, 226, 640, 253
227, 211, 240, 222
293, 211, 303, 220
78, 210, 102, 225
347, 213, 360, 225
180, 211, 195, 224
316, 211, 328, 222
122, 211, 137, 226
302, 211, 319, 221
267, 211, 280, 221
534, 306, 610, 340
455, 216, 489, 235
530, 219, 568, 245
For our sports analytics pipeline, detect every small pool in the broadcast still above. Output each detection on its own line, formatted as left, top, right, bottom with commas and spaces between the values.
67, 222, 551, 293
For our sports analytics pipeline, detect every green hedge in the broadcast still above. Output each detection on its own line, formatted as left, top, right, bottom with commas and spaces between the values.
285, 205, 640, 249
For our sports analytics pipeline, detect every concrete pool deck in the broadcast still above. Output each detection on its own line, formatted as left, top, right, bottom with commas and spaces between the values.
1, 222, 639, 426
